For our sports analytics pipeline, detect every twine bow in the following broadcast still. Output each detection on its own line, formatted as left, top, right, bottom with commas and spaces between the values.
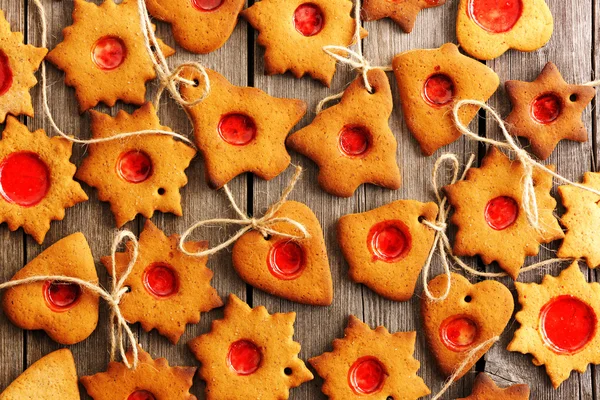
179, 166, 310, 257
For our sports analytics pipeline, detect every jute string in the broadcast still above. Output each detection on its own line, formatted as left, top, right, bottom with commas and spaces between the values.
179, 166, 310, 257
0, 231, 141, 368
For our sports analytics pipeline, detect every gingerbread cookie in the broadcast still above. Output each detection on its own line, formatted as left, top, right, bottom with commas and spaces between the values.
47, 0, 175, 112
81, 347, 197, 399
232, 200, 333, 306
0, 10, 47, 123
338, 199, 438, 301
180, 67, 306, 189
444, 147, 564, 279
393, 43, 499, 155
287, 69, 401, 197
2, 233, 99, 345
242, 0, 367, 86
0, 117, 88, 244
458, 373, 530, 400
101, 220, 222, 344
505, 62, 596, 160
362, 0, 446, 33
456, 0, 553, 60
188, 294, 313, 400
145, 0, 245, 54
0, 349, 79, 399
508, 262, 600, 388
76, 103, 196, 227
310, 315, 430, 399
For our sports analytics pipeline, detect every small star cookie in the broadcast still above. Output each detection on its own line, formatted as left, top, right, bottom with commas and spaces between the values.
362, 0, 446, 33
309, 316, 430, 400
180, 67, 306, 189
505, 62, 596, 160
287, 69, 401, 197
0, 10, 47, 123
444, 147, 564, 279
0, 117, 88, 244
80, 347, 197, 400
457, 373, 530, 400
76, 103, 196, 227
188, 294, 313, 400
508, 262, 600, 388
101, 220, 223, 344
47, 0, 175, 112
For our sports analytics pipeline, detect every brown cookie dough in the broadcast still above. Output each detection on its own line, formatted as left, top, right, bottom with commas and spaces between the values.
458, 373, 530, 400
362, 0, 446, 33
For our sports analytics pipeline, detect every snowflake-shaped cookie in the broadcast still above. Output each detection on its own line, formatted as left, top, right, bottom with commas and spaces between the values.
47, 0, 175, 112
508, 262, 600, 388
362, 0, 446, 33
444, 147, 564, 279
458, 373, 530, 400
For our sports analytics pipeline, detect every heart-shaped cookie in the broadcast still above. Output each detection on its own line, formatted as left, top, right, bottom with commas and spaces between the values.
232, 200, 333, 306
2, 233, 99, 345
421, 273, 513, 379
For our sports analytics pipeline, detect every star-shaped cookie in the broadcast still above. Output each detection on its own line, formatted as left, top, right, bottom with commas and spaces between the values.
505, 62, 596, 160
47, 0, 175, 112
0, 10, 47, 123
180, 67, 306, 189
457, 373, 530, 400
76, 103, 196, 227
287, 69, 401, 197
0, 117, 88, 244
444, 147, 564, 279
362, 0, 446, 33
508, 262, 600, 388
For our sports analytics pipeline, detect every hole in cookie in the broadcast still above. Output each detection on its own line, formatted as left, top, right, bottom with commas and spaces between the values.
284, 367, 293, 375
464, 295, 472, 303
218, 113, 257, 146
387, 397, 394, 400
149, 45, 156, 53
158, 188, 166, 195
293, 3, 324, 37
418, 216, 426, 223
193, 78, 200, 87
92, 36, 127, 71
128, 390, 157, 400
0, 151, 50, 207
117, 150, 153, 184
143, 263, 179, 299
423, 73, 455, 107
367, 220, 412, 263
227, 340, 262, 375
124, 286, 132, 293
348, 357, 387, 395
43, 281, 82, 313
191, 0, 224, 12
440, 315, 479, 352
530, 93, 562, 125
0, 50, 13, 95
484, 196, 519, 230
338, 125, 371, 158
467, 0, 523, 33
267, 240, 306, 280
570, 93, 578, 102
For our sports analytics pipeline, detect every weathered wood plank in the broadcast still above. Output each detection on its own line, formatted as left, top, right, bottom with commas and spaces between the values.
593, 2, 599, 399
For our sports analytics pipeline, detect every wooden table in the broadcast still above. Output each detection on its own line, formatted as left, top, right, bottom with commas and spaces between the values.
0, 0, 598, 398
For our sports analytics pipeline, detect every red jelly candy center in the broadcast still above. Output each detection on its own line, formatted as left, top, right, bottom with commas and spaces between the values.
348, 357, 386, 395
440, 316, 479, 351
227, 340, 262, 375
423, 74, 455, 107
92, 36, 127, 71
143, 263, 179, 299
43, 281, 82, 312
531, 93, 562, 124
0, 50, 13, 95
191, 0, 224, 11
218, 113, 257, 146
0, 152, 50, 207
540, 295, 597, 354
339, 125, 371, 157
468, 0, 523, 33
127, 391, 156, 400
267, 240, 306, 280
367, 220, 412, 263
484, 196, 519, 230
294, 3, 324, 37
117, 150, 153, 184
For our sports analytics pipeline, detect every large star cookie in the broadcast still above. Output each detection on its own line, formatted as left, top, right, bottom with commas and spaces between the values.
505, 62, 596, 160
287, 69, 401, 197
362, 0, 446, 33
458, 373, 530, 400
47, 0, 175, 112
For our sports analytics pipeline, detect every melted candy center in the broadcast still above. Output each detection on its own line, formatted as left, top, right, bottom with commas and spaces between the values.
367, 220, 412, 263
440, 316, 479, 351
117, 151, 153, 184
468, 0, 523, 33
43, 281, 82, 312
0, 152, 50, 207
191, 0, 224, 11
227, 340, 262, 375
127, 391, 157, 400
143, 263, 179, 299
531, 93, 562, 124
218, 113, 257, 146
348, 357, 386, 395
294, 3, 324, 37
339, 125, 371, 157
267, 241, 306, 280
484, 196, 519, 230
423, 74, 455, 107
92, 36, 127, 71
0, 50, 13, 95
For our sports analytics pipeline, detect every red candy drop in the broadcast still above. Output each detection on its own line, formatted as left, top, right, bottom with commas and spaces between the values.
468, 0, 523, 33
267, 241, 306, 280
43, 281, 82, 312
117, 151, 153, 184
440, 316, 479, 351
293, 3, 324, 37
484, 196, 518, 230
0, 50, 13, 95
227, 340, 262, 375
218, 113, 257, 146
92, 36, 127, 71
423, 74, 455, 107
540, 295, 597, 354
191, 0, 224, 11
531, 93, 562, 124
339, 126, 371, 157
0, 152, 50, 207
127, 391, 156, 400
143, 263, 179, 299
367, 220, 412, 263
348, 357, 386, 395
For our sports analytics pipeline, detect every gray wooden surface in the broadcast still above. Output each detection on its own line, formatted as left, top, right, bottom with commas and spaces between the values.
0, 0, 598, 398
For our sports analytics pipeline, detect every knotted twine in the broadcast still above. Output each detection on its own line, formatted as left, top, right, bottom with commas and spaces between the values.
0, 230, 141, 369
179, 166, 310, 257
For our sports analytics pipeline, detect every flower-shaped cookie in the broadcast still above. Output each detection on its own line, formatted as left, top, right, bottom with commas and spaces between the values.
444, 147, 564, 279
76, 103, 196, 227
456, 0, 553, 60
458, 373, 530, 400
362, 0, 446, 33
508, 262, 600, 388
145, 0, 245, 53
188, 294, 313, 400
242, 0, 367, 86
81, 347, 197, 400
101, 220, 222, 344
287, 69, 401, 197
180, 68, 306, 189
505, 62, 596, 160
47, 0, 175, 112
309, 316, 430, 400
0, 117, 88, 243
0, 10, 47, 123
